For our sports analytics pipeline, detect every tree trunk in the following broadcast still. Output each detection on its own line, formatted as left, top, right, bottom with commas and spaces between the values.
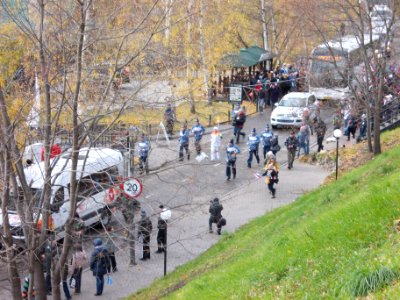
269, 0, 279, 64
366, 105, 373, 152
198, 0, 212, 105
0, 143, 22, 300
187, 0, 195, 114
261, 0, 269, 51
164, 0, 173, 41
129, 220, 136, 265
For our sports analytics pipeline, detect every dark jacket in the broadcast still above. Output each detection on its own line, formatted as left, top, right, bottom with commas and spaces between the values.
157, 218, 167, 231
138, 218, 153, 241
209, 201, 223, 221
315, 121, 327, 138
90, 246, 110, 276
285, 136, 298, 151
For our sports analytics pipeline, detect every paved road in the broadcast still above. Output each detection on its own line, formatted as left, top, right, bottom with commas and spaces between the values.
0, 105, 338, 299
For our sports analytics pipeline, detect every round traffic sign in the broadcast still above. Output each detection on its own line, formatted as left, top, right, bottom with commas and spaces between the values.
123, 178, 143, 198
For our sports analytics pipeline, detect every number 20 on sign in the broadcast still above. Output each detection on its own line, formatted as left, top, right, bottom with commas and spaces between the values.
123, 178, 143, 198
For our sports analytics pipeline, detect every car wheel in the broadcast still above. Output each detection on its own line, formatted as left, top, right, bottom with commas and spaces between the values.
100, 209, 112, 226
272, 125, 278, 129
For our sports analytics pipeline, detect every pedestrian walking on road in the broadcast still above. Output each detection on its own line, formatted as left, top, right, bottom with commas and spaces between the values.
285, 131, 298, 170
264, 151, 279, 173
62, 262, 72, 300
138, 134, 150, 174
247, 128, 261, 168
42, 233, 56, 296
164, 104, 175, 135
261, 125, 274, 159
270, 134, 281, 155
138, 209, 153, 260
226, 139, 240, 181
105, 226, 118, 272
191, 118, 206, 156
210, 126, 222, 161
314, 116, 327, 152
262, 163, 279, 198
156, 206, 168, 253
333, 109, 343, 130
232, 106, 247, 143
178, 125, 190, 161
90, 238, 110, 296
209, 198, 225, 235
71, 244, 87, 294
297, 123, 310, 157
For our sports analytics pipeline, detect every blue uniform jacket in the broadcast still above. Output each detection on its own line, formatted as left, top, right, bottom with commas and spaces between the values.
247, 134, 261, 151
191, 124, 205, 141
226, 145, 240, 163
179, 129, 190, 145
261, 131, 274, 146
138, 140, 149, 157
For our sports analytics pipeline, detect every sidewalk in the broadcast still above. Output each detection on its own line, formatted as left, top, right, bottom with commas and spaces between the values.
71, 110, 335, 300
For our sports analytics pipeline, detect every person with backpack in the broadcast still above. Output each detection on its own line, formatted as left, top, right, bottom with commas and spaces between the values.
270, 134, 281, 155
226, 139, 240, 181
262, 163, 279, 198
233, 106, 246, 143
246, 128, 261, 168
260, 125, 274, 159
90, 238, 110, 296
208, 198, 225, 235
284, 131, 298, 170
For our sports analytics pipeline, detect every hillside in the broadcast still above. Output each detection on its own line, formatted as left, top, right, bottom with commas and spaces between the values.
128, 129, 400, 299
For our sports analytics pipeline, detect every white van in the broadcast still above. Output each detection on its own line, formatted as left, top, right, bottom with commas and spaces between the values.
0, 147, 124, 243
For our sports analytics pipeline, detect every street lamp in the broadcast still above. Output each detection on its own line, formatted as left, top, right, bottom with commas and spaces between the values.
333, 129, 342, 180
160, 207, 171, 276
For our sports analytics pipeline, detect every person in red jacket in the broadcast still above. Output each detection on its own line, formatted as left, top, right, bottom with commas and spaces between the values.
41, 141, 62, 161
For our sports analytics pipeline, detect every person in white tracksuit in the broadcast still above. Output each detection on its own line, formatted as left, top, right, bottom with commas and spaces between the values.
210, 126, 222, 161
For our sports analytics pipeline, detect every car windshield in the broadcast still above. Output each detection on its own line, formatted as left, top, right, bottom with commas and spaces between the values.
310, 59, 347, 88
279, 97, 307, 107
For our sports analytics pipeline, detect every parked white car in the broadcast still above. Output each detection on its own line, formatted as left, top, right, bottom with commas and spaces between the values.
270, 92, 317, 128
0, 147, 125, 246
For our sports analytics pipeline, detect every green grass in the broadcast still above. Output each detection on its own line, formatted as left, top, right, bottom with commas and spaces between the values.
128, 129, 400, 300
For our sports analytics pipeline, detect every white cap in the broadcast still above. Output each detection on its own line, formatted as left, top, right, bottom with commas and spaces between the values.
213, 126, 218, 130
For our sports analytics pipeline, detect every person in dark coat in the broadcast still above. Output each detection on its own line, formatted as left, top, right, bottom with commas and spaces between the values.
104, 226, 117, 272
89, 238, 110, 296
209, 198, 224, 235
138, 209, 153, 260
156, 206, 167, 253
269, 83, 281, 109
232, 107, 247, 143
284, 131, 298, 170
314, 117, 327, 152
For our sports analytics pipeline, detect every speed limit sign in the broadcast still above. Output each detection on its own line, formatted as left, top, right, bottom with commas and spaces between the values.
123, 178, 143, 198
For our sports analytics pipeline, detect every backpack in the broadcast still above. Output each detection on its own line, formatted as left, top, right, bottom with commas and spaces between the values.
270, 135, 278, 146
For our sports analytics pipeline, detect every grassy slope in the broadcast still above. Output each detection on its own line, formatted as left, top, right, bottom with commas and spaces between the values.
129, 130, 400, 300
